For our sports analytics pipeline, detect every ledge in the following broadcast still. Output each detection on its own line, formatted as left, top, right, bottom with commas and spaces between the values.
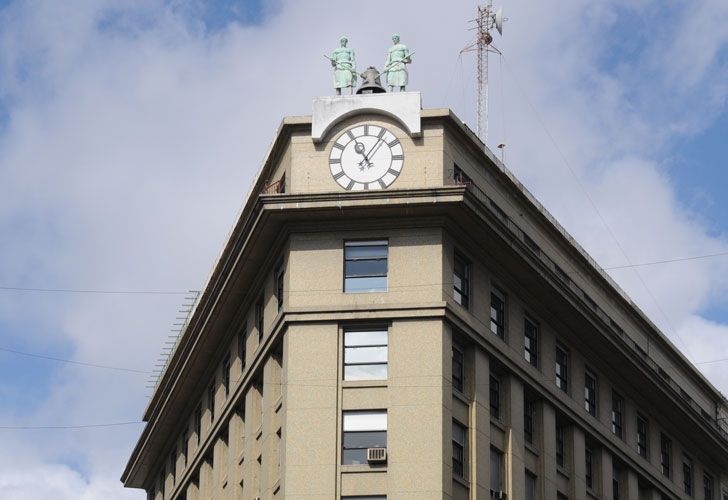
312, 92, 422, 142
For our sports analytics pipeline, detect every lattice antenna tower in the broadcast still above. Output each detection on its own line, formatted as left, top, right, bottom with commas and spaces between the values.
461, 2, 505, 145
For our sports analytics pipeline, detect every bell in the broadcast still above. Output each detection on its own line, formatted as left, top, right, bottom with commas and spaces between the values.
356, 66, 387, 94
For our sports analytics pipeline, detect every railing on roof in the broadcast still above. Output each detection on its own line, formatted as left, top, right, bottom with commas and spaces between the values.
146, 290, 201, 396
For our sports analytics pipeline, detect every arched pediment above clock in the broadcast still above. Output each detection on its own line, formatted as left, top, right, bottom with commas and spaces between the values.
312, 92, 422, 143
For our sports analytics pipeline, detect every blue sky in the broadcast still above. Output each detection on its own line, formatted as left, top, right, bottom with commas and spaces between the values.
0, 0, 726, 498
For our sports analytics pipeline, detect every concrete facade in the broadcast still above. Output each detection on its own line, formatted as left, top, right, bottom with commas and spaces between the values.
122, 94, 728, 500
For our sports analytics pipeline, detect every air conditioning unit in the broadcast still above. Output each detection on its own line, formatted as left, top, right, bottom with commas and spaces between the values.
490, 491, 507, 500
367, 447, 387, 464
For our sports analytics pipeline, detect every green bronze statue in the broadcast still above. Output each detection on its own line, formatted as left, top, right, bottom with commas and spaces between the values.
328, 36, 357, 95
383, 34, 412, 92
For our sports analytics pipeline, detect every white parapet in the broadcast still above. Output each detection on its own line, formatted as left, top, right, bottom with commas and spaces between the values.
311, 92, 422, 143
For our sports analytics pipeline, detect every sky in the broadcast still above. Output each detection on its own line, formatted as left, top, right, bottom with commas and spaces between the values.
0, 0, 726, 497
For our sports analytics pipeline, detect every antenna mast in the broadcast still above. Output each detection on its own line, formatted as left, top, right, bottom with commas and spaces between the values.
461, 2, 504, 145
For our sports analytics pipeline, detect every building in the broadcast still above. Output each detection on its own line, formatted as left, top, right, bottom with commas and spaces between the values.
121, 92, 728, 500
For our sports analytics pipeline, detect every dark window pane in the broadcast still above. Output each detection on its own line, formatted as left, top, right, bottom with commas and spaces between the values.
345, 259, 387, 277
342, 449, 368, 465
343, 430, 387, 449
345, 245, 387, 259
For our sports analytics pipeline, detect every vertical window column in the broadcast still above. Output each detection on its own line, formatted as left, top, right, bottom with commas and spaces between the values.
343, 327, 388, 380
660, 433, 672, 478
344, 240, 388, 293
612, 392, 624, 439
524, 317, 538, 366
452, 420, 467, 479
490, 288, 506, 338
584, 370, 598, 416
489, 375, 501, 420
453, 252, 471, 308
342, 411, 387, 465
683, 455, 693, 496
452, 343, 464, 393
490, 447, 504, 494
636, 415, 648, 458
555, 345, 569, 393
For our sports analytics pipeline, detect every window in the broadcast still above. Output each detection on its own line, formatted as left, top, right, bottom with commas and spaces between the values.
683, 455, 693, 496
636, 415, 648, 458
490, 447, 503, 493
525, 471, 537, 500
612, 392, 624, 439
182, 427, 189, 466
238, 320, 247, 370
275, 264, 284, 311
452, 420, 467, 478
660, 433, 672, 478
342, 411, 387, 465
222, 354, 231, 397
490, 375, 500, 420
343, 327, 388, 380
158, 466, 165, 496
704, 473, 714, 500
584, 370, 597, 416
555, 264, 570, 282
453, 252, 470, 308
489, 200, 508, 222
452, 344, 464, 393
557, 493, 568, 500
208, 380, 216, 423
169, 449, 176, 485
524, 318, 538, 366
344, 240, 388, 292
256, 295, 264, 343
453, 164, 472, 185
555, 345, 569, 392
524, 400, 535, 445
490, 288, 506, 338
524, 234, 540, 254
194, 405, 202, 445
613, 465, 621, 500
585, 446, 593, 489
556, 425, 566, 468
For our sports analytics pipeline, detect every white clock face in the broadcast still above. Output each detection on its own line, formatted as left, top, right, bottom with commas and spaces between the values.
329, 124, 404, 190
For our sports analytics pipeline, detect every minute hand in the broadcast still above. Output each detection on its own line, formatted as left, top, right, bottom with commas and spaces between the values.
365, 137, 386, 160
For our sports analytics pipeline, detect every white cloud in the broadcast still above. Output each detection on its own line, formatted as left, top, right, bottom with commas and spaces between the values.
0, 0, 726, 498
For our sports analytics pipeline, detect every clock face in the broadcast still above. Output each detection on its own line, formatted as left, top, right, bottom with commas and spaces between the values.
329, 124, 404, 190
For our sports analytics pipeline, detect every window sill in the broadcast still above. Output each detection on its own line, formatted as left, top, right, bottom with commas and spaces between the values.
524, 442, 540, 456
556, 465, 570, 478
273, 478, 281, 495
341, 464, 387, 474
586, 487, 598, 499
491, 417, 506, 432
275, 395, 283, 413
238, 451, 245, 465
453, 474, 470, 489
452, 389, 470, 405
255, 425, 263, 441
343, 379, 388, 389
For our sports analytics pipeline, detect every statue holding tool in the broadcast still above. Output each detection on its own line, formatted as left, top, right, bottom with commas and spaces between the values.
383, 34, 413, 92
326, 36, 357, 95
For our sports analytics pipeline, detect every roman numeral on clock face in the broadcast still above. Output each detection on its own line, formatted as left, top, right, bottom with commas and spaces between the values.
392, 154, 404, 161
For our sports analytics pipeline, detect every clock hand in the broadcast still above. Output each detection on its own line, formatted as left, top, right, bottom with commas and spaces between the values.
354, 141, 375, 170
354, 141, 373, 165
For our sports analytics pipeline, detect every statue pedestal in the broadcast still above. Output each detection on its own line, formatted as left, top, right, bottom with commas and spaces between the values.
311, 92, 422, 143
